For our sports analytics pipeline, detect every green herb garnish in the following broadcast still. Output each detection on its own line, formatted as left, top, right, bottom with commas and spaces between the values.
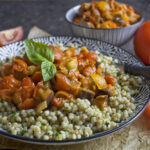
41, 61, 57, 82
24, 39, 56, 81
10, 112, 16, 118
20, 129, 27, 136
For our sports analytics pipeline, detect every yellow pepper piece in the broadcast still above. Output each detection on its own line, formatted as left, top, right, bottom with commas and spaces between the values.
91, 74, 107, 89
96, 1, 110, 12
66, 57, 77, 70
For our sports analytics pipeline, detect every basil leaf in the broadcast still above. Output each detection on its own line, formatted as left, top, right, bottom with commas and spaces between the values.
41, 61, 57, 81
25, 39, 54, 65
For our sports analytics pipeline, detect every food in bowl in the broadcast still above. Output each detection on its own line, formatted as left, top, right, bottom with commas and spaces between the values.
73, 0, 141, 29
0, 40, 141, 140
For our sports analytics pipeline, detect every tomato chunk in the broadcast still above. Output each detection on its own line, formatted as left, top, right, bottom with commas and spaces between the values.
18, 98, 36, 110
85, 51, 98, 61
0, 26, 24, 45
21, 77, 35, 88
64, 48, 75, 57
105, 75, 115, 86
52, 97, 64, 108
21, 77, 35, 99
49, 45, 64, 63
83, 64, 96, 76
0, 89, 15, 101
54, 73, 72, 91
13, 58, 27, 72
0, 75, 20, 89
32, 72, 43, 83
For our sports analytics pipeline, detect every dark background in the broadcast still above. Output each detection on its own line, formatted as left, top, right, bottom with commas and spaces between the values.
0, 0, 149, 38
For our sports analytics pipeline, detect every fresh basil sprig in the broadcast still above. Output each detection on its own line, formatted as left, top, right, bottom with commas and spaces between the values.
25, 39, 54, 64
24, 39, 56, 81
41, 61, 57, 82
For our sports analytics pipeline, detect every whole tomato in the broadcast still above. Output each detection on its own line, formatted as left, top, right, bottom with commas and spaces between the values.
145, 102, 150, 118
134, 21, 150, 65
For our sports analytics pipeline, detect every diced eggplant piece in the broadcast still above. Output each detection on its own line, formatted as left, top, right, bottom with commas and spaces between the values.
35, 90, 54, 114
44, 81, 52, 89
96, 84, 115, 97
114, 16, 125, 26
36, 88, 54, 105
45, 89, 54, 106
35, 101, 47, 114
92, 95, 108, 110
78, 88, 95, 100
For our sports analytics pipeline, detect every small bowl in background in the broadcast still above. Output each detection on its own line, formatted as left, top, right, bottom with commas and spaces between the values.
65, 5, 144, 46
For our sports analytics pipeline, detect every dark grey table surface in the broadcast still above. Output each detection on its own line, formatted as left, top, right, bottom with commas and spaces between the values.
0, 0, 150, 38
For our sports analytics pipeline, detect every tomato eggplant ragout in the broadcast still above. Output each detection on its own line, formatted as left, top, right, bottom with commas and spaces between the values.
0, 40, 141, 140
73, 0, 141, 29
0, 40, 116, 114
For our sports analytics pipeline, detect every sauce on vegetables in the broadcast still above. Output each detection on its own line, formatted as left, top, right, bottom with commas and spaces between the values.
0, 41, 116, 113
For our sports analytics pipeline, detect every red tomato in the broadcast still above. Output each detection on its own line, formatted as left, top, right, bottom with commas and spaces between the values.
83, 64, 96, 76
49, 45, 64, 63
134, 21, 150, 65
145, 102, 150, 118
0, 26, 24, 46
64, 48, 75, 57
18, 98, 36, 110
21, 78, 35, 100
52, 97, 64, 108
0, 75, 20, 89
13, 58, 27, 72
85, 51, 98, 61
32, 72, 43, 83
105, 75, 115, 86
21, 77, 35, 88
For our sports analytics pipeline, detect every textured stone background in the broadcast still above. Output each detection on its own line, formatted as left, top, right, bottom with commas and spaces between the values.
0, 0, 149, 37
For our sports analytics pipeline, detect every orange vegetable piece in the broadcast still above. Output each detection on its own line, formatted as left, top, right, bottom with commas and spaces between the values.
76, 53, 84, 60
0, 89, 15, 101
33, 81, 44, 98
64, 48, 76, 57
0, 75, 20, 89
18, 98, 36, 110
21, 77, 35, 88
96, 65, 104, 75
85, 51, 98, 61
32, 72, 43, 83
0, 64, 12, 77
101, 21, 117, 29
21, 77, 35, 100
49, 45, 64, 63
13, 58, 27, 72
54, 73, 72, 91
105, 75, 115, 86
52, 97, 64, 108
13, 88, 23, 104
83, 64, 96, 76
55, 91, 73, 101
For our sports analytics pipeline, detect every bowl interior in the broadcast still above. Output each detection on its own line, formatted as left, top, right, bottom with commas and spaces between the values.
65, 5, 80, 23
